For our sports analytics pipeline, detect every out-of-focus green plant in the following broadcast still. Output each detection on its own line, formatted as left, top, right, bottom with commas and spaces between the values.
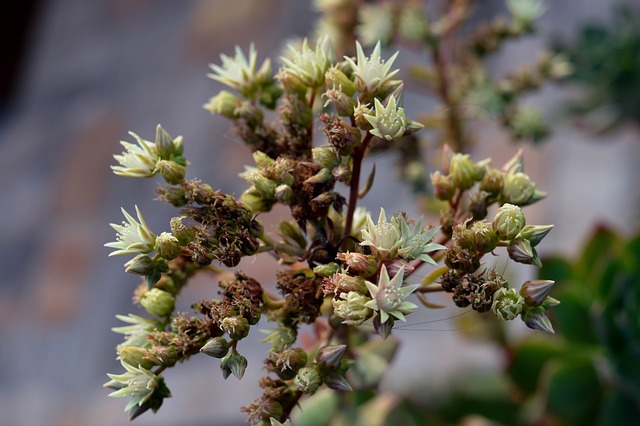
561, 3, 640, 133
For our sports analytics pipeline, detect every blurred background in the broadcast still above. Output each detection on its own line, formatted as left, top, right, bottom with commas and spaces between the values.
1, 0, 639, 425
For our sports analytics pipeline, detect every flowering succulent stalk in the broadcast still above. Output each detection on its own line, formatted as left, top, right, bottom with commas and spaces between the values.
104, 28, 559, 424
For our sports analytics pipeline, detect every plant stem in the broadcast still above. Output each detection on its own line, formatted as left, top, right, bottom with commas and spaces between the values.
343, 133, 372, 241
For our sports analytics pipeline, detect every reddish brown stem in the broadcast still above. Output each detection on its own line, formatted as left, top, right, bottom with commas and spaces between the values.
343, 133, 372, 242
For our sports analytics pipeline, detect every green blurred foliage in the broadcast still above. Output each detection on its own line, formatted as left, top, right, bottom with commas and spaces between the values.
562, 3, 640, 132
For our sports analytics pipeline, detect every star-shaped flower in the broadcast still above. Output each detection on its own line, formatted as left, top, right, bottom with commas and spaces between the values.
208, 44, 272, 97
105, 206, 157, 257
360, 208, 403, 260
280, 37, 333, 88
344, 41, 399, 95
111, 132, 159, 178
398, 216, 445, 263
365, 265, 418, 324
364, 96, 424, 140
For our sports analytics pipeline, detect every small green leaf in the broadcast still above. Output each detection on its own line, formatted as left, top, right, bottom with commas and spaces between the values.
291, 388, 340, 426
543, 358, 602, 424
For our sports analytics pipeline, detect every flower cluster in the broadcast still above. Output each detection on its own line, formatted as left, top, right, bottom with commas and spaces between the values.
103, 26, 558, 425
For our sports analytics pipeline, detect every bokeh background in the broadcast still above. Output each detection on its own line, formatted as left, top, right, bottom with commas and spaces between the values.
1, 1, 639, 425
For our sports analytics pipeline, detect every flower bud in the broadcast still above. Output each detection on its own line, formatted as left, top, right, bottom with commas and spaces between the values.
154, 232, 181, 260
170, 216, 195, 246
332, 292, 372, 326
313, 262, 341, 278
221, 316, 250, 340
491, 287, 524, 320
272, 347, 308, 380
220, 351, 248, 379
502, 172, 535, 205
331, 273, 367, 294
325, 66, 356, 97
517, 224, 553, 247
449, 153, 478, 190
508, 238, 541, 266
373, 314, 394, 339
155, 125, 175, 160
324, 371, 352, 391
523, 306, 554, 333
353, 101, 373, 131
336, 252, 377, 276
201, 337, 230, 358
274, 184, 293, 204
203, 90, 241, 119
470, 221, 499, 253
332, 164, 352, 183
312, 147, 340, 169
156, 159, 186, 185
316, 344, 346, 369
140, 288, 175, 317
520, 280, 555, 307
480, 168, 504, 195
492, 203, 526, 240
323, 87, 357, 116
431, 171, 455, 201
294, 365, 323, 394
117, 346, 156, 370
124, 254, 155, 275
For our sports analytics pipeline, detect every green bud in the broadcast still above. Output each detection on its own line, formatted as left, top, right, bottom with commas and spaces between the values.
491, 287, 524, 320
140, 288, 175, 317
201, 337, 230, 358
325, 66, 356, 97
274, 184, 293, 204
520, 280, 555, 307
508, 238, 541, 266
221, 316, 250, 340
316, 344, 346, 369
373, 314, 394, 339
480, 168, 504, 195
324, 371, 352, 391
220, 351, 248, 380
450, 153, 478, 190
517, 224, 553, 247
156, 160, 186, 185
312, 147, 340, 169
154, 232, 181, 260
169, 216, 195, 246
313, 262, 341, 278
492, 203, 526, 240
522, 306, 554, 333
204, 90, 241, 119
294, 365, 323, 394
155, 125, 175, 160
353, 101, 373, 131
470, 221, 499, 253
117, 346, 156, 370
431, 171, 455, 201
251, 175, 277, 198
332, 291, 373, 326
502, 172, 535, 205
124, 254, 155, 275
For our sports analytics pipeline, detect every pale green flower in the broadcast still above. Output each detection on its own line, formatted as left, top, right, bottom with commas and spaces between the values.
344, 41, 399, 94
111, 132, 159, 178
270, 418, 292, 426
365, 264, 418, 323
105, 361, 164, 411
105, 206, 157, 257
398, 216, 445, 263
491, 287, 525, 320
356, 4, 395, 46
360, 208, 403, 260
280, 37, 334, 88
112, 314, 162, 347
364, 96, 423, 140
332, 291, 373, 326
208, 44, 272, 97
507, 0, 547, 24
